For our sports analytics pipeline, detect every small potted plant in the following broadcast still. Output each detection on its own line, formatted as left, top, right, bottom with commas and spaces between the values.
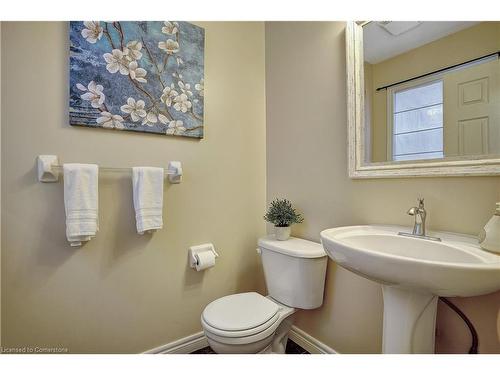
264, 198, 304, 241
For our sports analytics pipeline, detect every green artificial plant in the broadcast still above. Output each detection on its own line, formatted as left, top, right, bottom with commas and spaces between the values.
264, 198, 304, 227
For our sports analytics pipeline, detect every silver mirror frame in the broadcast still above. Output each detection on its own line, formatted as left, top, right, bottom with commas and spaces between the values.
346, 21, 500, 178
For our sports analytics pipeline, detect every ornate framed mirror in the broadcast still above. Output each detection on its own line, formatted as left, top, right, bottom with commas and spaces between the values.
346, 21, 500, 178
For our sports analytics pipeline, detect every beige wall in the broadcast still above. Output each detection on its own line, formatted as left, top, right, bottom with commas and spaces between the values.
1, 21, 267, 353
266, 21, 500, 354
369, 22, 500, 162
0, 21, 2, 348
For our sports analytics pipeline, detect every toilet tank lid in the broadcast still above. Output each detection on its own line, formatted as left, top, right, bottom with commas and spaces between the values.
258, 236, 326, 258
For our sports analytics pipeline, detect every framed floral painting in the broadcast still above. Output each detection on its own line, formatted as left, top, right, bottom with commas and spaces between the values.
69, 21, 205, 138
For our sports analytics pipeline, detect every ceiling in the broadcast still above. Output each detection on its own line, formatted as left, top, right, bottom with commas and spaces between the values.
363, 21, 480, 64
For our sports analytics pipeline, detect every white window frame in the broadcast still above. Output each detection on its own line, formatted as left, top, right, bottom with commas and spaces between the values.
386, 75, 444, 161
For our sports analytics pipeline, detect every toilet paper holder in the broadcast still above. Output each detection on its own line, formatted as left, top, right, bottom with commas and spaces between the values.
188, 243, 219, 269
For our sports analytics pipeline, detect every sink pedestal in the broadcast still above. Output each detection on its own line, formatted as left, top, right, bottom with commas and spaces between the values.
382, 286, 438, 354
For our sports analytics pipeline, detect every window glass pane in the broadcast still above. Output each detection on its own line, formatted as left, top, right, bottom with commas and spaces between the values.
393, 128, 443, 156
394, 104, 442, 134
394, 81, 443, 113
392, 79, 444, 161
394, 152, 444, 161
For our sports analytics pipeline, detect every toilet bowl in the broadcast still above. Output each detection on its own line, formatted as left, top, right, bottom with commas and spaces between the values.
201, 236, 328, 354
202, 292, 295, 354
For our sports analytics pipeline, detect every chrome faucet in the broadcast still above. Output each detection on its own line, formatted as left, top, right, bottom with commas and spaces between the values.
398, 198, 441, 241
408, 198, 427, 236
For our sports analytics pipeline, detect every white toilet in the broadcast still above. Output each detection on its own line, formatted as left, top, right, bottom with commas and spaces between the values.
201, 235, 328, 354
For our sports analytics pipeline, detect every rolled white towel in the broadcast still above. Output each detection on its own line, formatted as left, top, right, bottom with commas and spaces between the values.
132, 167, 164, 234
63, 163, 99, 246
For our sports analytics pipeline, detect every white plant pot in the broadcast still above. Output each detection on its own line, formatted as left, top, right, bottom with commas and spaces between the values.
275, 226, 291, 241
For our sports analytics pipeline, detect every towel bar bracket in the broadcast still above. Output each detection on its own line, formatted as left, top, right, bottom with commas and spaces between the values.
36, 155, 183, 184
37, 155, 59, 182
167, 161, 182, 184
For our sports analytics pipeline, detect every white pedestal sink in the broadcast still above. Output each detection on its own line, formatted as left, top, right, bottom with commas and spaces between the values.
320, 225, 500, 354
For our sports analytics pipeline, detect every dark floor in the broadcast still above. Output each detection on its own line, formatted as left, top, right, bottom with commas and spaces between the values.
192, 339, 309, 354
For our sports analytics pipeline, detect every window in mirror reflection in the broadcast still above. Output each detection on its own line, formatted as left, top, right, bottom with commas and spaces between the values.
390, 80, 444, 161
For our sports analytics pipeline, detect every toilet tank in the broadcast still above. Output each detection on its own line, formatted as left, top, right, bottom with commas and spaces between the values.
258, 236, 328, 309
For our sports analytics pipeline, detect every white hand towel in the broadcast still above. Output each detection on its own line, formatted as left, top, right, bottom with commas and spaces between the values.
63, 163, 99, 247
132, 167, 164, 234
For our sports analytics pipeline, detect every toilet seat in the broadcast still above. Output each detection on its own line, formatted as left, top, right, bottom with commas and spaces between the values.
201, 292, 295, 346
203, 292, 279, 332
202, 313, 280, 338
202, 292, 280, 337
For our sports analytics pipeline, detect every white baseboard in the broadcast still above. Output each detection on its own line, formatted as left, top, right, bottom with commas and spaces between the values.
288, 325, 337, 354
144, 331, 208, 354
143, 325, 337, 354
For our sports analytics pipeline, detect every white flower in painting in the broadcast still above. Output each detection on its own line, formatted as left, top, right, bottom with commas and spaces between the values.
173, 93, 192, 113
76, 83, 87, 91
81, 21, 103, 43
125, 40, 143, 61
162, 21, 179, 35
142, 111, 158, 127
158, 113, 169, 124
78, 81, 105, 108
158, 39, 179, 54
176, 56, 184, 66
177, 81, 193, 97
96, 112, 125, 129
160, 84, 179, 107
195, 79, 204, 97
120, 98, 146, 122
103, 49, 129, 75
128, 61, 147, 83
166, 120, 186, 135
